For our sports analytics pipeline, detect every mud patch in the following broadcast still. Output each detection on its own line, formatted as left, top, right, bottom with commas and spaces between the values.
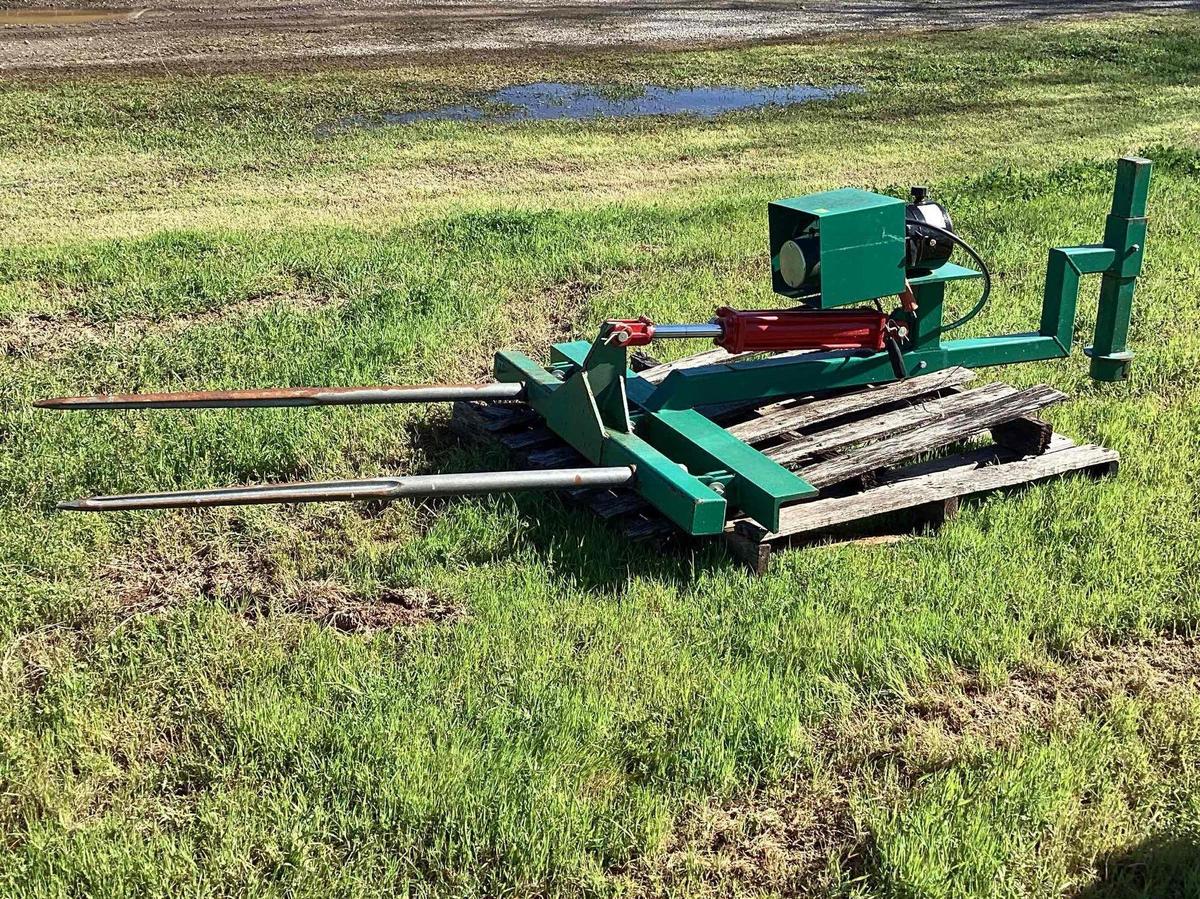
630, 635, 1200, 896
2, 289, 333, 362
0, 7, 145, 26
286, 582, 462, 633
102, 518, 463, 633
636, 780, 859, 897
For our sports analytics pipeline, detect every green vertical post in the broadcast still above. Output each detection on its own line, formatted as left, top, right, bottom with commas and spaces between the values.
910, 281, 946, 349
1087, 156, 1151, 381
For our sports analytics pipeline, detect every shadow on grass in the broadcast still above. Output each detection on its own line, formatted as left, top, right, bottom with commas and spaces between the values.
1074, 833, 1200, 899
400, 422, 730, 587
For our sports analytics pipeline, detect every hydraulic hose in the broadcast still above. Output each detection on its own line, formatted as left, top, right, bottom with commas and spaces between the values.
907, 218, 992, 333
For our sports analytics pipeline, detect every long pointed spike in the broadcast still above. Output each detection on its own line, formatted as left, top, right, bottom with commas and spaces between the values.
34, 382, 525, 411
57, 466, 635, 512
60, 478, 403, 511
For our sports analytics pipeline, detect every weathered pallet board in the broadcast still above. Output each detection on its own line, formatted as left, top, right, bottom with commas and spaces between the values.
795, 384, 1067, 488
764, 381, 1015, 466
739, 441, 1115, 541
450, 352, 1118, 572
728, 366, 976, 445
726, 440, 1118, 574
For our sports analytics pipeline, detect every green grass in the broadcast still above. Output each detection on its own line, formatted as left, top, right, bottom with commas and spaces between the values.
2, 13, 1200, 898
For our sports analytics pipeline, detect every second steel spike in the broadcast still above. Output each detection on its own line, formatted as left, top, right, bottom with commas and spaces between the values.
59, 467, 636, 512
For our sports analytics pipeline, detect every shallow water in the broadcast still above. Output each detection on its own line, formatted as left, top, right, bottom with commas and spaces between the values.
342, 82, 861, 128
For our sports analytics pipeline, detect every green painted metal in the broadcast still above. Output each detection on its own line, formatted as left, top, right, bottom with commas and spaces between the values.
547, 339, 817, 533
769, 188, 907, 308
907, 262, 983, 288
495, 344, 731, 535
600, 430, 728, 536
899, 263, 984, 351
494, 349, 559, 399
491, 157, 1150, 536
1039, 246, 1116, 351
641, 409, 816, 531
1088, 156, 1151, 381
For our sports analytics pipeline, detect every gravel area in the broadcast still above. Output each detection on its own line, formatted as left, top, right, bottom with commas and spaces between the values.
0, 0, 1195, 74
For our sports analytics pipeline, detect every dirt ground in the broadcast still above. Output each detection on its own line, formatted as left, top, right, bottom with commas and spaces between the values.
1, 0, 1197, 75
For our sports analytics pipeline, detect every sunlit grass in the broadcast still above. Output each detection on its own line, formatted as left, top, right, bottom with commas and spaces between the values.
1, 13, 1199, 898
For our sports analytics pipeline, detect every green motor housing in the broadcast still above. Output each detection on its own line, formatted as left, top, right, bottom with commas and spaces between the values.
769, 187, 907, 309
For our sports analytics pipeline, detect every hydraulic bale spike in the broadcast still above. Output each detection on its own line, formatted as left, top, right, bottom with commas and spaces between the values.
38, 157, 1151, 537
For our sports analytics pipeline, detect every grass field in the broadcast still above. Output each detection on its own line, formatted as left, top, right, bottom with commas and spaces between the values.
2, 13, 1200, 898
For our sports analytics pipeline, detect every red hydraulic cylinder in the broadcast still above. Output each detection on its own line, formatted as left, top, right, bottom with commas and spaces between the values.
602, 317, 656, 347
712, 306, 890, 354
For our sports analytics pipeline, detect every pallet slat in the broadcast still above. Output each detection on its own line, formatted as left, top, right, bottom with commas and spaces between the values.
728, 366, 976, 444
766, 381, 1015, 466
499, 427, 559, 451
527, 446, 585, 468
735, 442, 1117, 543
796, 385, 1067, 488
588, 490, 649, 519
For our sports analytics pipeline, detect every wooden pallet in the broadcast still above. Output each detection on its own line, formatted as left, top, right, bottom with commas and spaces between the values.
451, 351, 1118, 574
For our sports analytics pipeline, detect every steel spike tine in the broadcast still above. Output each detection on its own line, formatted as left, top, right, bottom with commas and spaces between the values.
34, 382, 525, 411
56, 466, 636, 512
58, 478, 403, 511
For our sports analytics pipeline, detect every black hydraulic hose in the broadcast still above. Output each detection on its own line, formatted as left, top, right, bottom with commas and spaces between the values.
907, 218, 992, 333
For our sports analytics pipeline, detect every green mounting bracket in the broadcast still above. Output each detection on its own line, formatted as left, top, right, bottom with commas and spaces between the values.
495, 332, 817, 535
493, 157, 1151, 537
494, 326, 816, 532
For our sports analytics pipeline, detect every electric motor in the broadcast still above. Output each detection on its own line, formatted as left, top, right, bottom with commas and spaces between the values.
904, 186, 955, 274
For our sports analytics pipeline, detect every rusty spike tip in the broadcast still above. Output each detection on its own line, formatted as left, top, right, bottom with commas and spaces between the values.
56, 499, 102, 512
34, 382, 526, 410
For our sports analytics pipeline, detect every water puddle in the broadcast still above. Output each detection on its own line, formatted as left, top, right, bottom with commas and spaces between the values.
336, 82, 861, 129
0, 7, 145, 26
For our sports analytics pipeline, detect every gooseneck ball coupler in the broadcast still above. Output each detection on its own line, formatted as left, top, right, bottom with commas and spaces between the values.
37, 157, 1151, 537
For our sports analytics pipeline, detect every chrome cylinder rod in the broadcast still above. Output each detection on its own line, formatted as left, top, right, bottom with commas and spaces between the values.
58, 466, 636, 512
651, 323, 724, 340
34, 382, 525, 411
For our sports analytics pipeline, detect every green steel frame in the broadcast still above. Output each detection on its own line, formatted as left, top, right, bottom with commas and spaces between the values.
493, 157, 1151, 536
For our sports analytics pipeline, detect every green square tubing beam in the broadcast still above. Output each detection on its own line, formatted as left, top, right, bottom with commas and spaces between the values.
1088, 156, 1151, 381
